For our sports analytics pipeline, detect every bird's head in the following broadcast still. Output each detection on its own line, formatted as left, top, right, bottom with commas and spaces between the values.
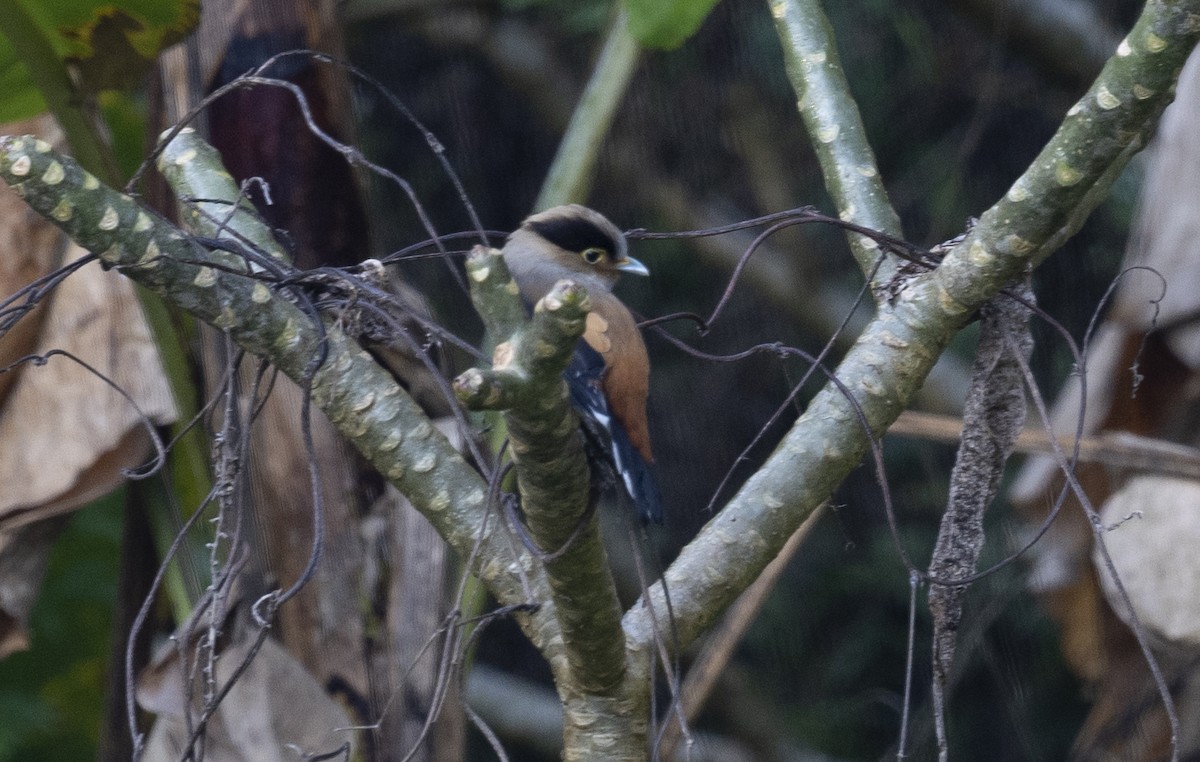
505, 204, 649, 290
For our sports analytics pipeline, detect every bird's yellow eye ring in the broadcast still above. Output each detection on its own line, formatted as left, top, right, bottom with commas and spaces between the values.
581, 247, 606, 265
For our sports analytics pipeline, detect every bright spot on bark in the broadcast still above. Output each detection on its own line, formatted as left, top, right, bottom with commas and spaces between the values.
278, 317, 300, 347
193, 267, 217, 287
413, 453, 437, 473
32, 139, 51, 154
134, 212, 153, 232
493, 341, 515, 369
82, 173, 99, 190
937, 287, 969, 315
430, 490, 450, 511
861, 377, 885, 396
51, 199, 73, 221
1003, 234, 1035, 254
375, 397, 399, 422
817, 124, 840, 143
968, 240, 991, 265
806, 50, 827, 65
10, 154, 30, 176
470, 265, 489, 282
99, 206, 119, 230
1133, 84, 1154, 100
1117, 38, 1132, 56
1006, 182, 1030, 202
352, 392, 376, 412
1144, 32, 1167, 53
1095, 87, 1120, 110
1055, 162, 1082, 186
856, 165, 877, 177
380, 432, 402, 452
174, 148, 197, 166
42, 161, 64, 185
251, 282, 271, 303
216, 305, 239, 329
409, 420, 434, 439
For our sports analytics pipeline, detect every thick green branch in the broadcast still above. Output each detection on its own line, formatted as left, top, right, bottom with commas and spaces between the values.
155, 128, 290, 263
627, 0, 1200, 655
770, 0, 903, 283
937, 2, 1200, 310
455, 246, 629, 696
0, 133, 565, 654
626, 301, 947, 650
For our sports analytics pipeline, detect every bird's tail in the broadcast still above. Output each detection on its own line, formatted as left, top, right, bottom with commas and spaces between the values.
610, 424, 663, 523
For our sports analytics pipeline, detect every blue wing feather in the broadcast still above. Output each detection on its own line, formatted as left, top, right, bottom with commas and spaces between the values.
565, 343, 662, 523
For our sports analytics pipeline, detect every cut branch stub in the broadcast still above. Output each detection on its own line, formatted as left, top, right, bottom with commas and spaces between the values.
454, 245, 628, 695
453, 246, 594, 531
464, 244, 527, 339
455, 247, 591, 415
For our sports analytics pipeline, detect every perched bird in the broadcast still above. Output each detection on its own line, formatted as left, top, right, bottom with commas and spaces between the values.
502, 204, 661, 522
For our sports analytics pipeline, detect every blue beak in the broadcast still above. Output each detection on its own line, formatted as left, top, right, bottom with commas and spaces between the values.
615, 255, 650, 277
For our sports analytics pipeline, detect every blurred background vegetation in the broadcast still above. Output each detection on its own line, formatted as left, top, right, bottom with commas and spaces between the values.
0, 0, 1153, 759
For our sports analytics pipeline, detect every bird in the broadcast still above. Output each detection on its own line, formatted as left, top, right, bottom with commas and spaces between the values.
501, 204, 662, 523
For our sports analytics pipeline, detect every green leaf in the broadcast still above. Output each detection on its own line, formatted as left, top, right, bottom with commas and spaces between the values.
621, 0, 721, 50
0, 0, 198, 122
59, 2, 199, 92
0, 54, 46, 122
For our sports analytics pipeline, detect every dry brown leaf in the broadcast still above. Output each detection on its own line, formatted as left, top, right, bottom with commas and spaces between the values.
0, 239, 177, 529
0, 114, 178, 655
138, 616, 358, 761
0, 115, 70, 407
1096, 476, 1200, 647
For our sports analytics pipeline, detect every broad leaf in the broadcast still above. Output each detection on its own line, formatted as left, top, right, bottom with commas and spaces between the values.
622, 0, 721, 50
0, 0, 197, 121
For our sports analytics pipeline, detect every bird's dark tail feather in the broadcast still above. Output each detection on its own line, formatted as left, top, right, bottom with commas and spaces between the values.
610, 424, 663, 524
567, 345, 663, 523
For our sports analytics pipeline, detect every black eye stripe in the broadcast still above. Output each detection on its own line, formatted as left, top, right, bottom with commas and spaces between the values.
529, 217, 619, 257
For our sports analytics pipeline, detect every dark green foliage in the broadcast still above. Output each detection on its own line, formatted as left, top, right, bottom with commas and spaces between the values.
0, 498, 121, 762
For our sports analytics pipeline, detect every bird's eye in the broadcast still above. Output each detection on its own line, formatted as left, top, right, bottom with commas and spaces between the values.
581, 247, 606, 265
